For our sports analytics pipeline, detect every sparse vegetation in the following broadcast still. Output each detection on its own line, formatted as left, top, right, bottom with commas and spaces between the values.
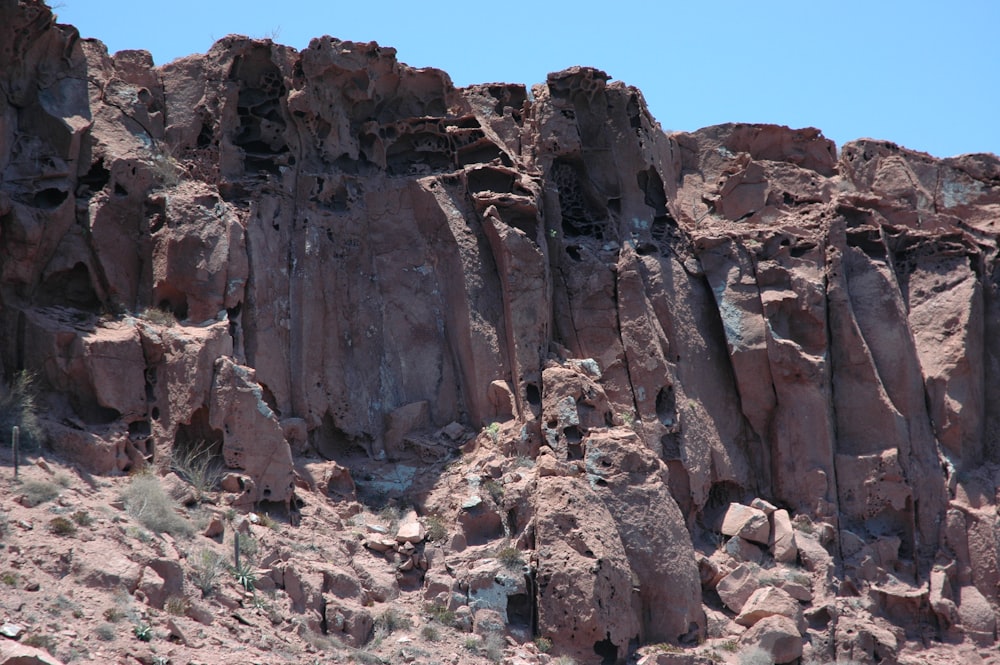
535, 636, 553, 653
121, 471, 193, 537
165, 595, 190, 616
482, 478, 504, 503
20, 479, 60, 507
375, 607, 412, 634
170, 440, 222, 501
495, 544, 524, 570
484, 421, 501, 444
48, 516, 77, 536
233, 560, 256, 592
258, 512, 279, 530
138, 306, 177, 327
619, 411, 635, 427
420, 624, 440, 642
21, 633, 56, 654
95, 623, 116, 641
423, 602, 457, 628
424, 514, 447, 542
70, 510, 93, 527
133, 621, 153, 642
1, 571, 19, 586
1, 370, 42, 449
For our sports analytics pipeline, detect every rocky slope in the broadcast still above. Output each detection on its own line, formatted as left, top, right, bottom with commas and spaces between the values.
2, 1, 1000, 664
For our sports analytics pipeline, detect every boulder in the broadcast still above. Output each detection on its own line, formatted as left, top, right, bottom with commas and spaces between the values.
717, 563, 761, 613
739, 615, 803, 664
735, 586, 804, 633
770, 509, 798, 563
721, 504, 770, 545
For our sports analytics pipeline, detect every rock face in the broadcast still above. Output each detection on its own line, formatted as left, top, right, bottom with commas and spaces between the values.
3, 2, 1000, 663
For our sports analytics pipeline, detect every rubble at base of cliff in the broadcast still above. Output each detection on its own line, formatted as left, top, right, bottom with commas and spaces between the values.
3, 2, 1000, 664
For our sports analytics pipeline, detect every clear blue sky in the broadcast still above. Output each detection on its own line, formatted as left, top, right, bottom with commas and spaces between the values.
58, 1, 999, 158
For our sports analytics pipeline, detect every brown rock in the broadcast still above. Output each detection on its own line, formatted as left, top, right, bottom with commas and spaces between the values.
716, 563, 761, 613
720, 504, 770, 545
735, 586, 804, 633
739, 615, 803, 664
770, 509, 797, 563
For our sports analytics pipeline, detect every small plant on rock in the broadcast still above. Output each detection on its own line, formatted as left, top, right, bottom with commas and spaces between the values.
484, 421, 501, 444
535, 636, 553, 653
138, 306, 176, 327
133, 621, 153, 642
495, 544, 524, 570
164, 595, 190, 616
170, 440, 221, 502
20, 479, 60, 507
70, 510, 93, 527
0, 370, 42, 448
121, 471, 193, 537
48, 516, 77, 536
188, 548, 225, 596
95, 623, 116, 641
423, 514, 447, 542
482, 478, 504, 503
423, 602, 456, 627
375, 607, 412, 634
420, 624, 440, 642
233, 560, 256, 592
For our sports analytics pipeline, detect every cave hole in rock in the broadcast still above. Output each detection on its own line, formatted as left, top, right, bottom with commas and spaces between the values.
655, 386, 676, 427
386, 130, 454, 176
846, 228, 886, 258
114, 183, 128, 197
258, 382, 279, 417
637, 167, 668, 217
128, 420, 151, 440
172, 407, 225, 488
506, 593, 532, 629
593, 637, 617, 665
467, 166, 515, 194
71, 397, 121, 426
196, 122, 214, 148
229, 46, 289, 175
36, 262, 100, 311
565, 245, 583, 262
30, 188, 69, 210
79, 158, 110, 195
525, 383, 541, 407
703, 480, 745, 530
551, 158, 607, 239
661, 433, 681, 461
152, 283, 189, 321
313, 412, 368, 462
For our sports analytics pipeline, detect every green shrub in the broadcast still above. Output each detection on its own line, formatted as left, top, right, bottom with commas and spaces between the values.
20, 479, 59, 507
232, 560, 256, 592
424, 514, 447, 542
121, 472, 192, 537
21, 633, 55, 654
0, 370, 42, 449
375, 607, 412, 634
71, 510, 93, 527
482, 478, 504, 503
535, 636, 552, 653
170, 440, 222, 501
188, 548, 224, 596
48, 516, 77, 536
496, 545, 524, 570
423, 602, 456, 627
95, 623, 116, 641
420, 624, 440, 642
133, 621, 153, 642
138, 307, 176, 326
164, 595, 190, 616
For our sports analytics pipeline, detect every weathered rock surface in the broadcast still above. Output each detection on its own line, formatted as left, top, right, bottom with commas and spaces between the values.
2, 2, 1000, 664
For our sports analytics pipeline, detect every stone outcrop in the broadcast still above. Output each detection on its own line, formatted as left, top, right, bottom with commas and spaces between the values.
3, 2, 1000, 663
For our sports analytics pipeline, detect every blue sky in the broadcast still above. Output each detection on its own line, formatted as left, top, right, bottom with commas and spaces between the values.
58, 1, 999, 158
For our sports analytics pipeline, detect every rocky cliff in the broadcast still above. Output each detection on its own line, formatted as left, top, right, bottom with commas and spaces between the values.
3, 2, 1000, 664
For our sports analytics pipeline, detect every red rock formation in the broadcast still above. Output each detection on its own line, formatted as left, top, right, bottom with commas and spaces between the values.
3, 1, 1000, 662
